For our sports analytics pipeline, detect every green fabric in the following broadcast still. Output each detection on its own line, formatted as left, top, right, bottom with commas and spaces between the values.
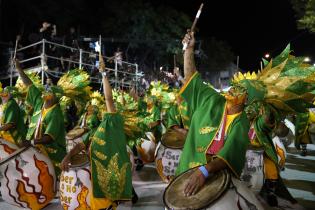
1, 98, 27, 145
253, 113, 278, 164
286, 80, 315, 95
167, 101, 191, 130
272, 44, 291, 67
90, 113, 132, 200
82, 113, 100, 146
240, 80, 266, 104
26, 84, 66, 176
178, 100, 191, 129
176, 73, 250, 177
167, 104, 181, 128
295, 112, 310, 149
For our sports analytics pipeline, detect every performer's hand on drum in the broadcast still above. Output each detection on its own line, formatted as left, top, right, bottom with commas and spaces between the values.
184, 168, 206, 197
182, 29, 195, 50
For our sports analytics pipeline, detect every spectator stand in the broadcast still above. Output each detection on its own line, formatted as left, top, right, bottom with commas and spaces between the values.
6, 39, 143, 91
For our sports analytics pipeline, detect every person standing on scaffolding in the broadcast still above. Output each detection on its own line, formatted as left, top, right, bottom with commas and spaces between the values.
39, 21, 57, 70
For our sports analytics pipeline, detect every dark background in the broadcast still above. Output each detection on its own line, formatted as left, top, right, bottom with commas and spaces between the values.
0, 0, 314, 71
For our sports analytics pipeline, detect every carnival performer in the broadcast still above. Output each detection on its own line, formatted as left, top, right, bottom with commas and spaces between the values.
294, 110, 315, 156
0, 86, 27, 147
61, 54, 132, 210
177, 30, 315, 204
15, 59, 66, 177
176, 30, 251, 198
245, 101, 296, 206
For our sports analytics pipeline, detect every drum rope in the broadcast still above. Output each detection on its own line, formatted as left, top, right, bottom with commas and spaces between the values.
230, 181, 258, 210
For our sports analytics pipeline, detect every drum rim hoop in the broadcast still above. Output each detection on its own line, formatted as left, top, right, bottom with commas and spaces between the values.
66, 127, 87, 140
160, 129, 186, 149
0, 145, 31, 166
163, 167, 231, 210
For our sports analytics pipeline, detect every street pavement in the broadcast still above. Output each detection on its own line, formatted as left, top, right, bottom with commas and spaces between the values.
1, 144, 314, 210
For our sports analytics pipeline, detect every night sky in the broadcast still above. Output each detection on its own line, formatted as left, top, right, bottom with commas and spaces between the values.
172, 0, 315, 70
1, 0, 314, 71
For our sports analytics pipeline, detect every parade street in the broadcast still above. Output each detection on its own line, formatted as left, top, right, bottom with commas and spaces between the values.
1, 144, 314, 210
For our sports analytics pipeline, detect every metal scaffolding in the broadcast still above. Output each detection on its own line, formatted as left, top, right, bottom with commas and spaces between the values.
8, 39, 142, 90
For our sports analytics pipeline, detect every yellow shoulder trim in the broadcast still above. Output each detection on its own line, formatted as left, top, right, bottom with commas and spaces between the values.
179, 71, 198, 95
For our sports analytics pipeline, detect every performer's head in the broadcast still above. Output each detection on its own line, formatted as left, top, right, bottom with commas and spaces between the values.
224, 85, 247, 110
42, 88, 57, 106
0, 87, 11, 103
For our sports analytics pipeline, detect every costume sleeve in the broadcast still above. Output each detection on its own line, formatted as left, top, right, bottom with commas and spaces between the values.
167, 105, 181, 129
26, 85, 43, 109
216, 113, 250, 177
44, 108, 64, 144
179, 72, 222, 114
3, 100, 18, 125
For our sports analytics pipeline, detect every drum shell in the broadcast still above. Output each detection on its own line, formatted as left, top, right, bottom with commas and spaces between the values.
155, 142, 182, 183
0, 138, 18, 160
136, 132, 156, 163
0, 146, 56, 209
164, 168, 263, 210
59, 162, 91, 210
240, 149, 264, 193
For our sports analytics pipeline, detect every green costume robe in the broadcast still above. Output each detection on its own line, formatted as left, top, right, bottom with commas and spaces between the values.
176, 72, 250, 177
84, 112, 132, 200
0, 98, 26, 145
167, 101, 191, 130
26, 85, 66, 176
295, 112, 311, 147
252, 110, 278, 165
80, 112, 100, 145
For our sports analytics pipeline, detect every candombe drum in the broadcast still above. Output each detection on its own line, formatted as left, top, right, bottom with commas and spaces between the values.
0, 145, 56, 209
240, 149, 264, 193
272, 136, 287, 170
0, 138, 18, 160
59, 154, 91, 210
136, 132, 157, 163
126, 145, 135, 173
155, 128, 186, 182
164, 168, 263, 210
66, 127, 88, 152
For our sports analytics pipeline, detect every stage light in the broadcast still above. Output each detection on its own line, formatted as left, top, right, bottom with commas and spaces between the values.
304, 57, 311, 62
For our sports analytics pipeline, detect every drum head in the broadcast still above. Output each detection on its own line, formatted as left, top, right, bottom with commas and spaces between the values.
66, 127, 86, 140
70, 154, 89, 168
163, 168, 230, 210
161, 129, 186, 149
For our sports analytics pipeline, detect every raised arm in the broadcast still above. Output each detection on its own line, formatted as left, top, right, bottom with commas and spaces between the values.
102, 74, 116, 113
182, 30, 196, 82
15, 59, 33, 86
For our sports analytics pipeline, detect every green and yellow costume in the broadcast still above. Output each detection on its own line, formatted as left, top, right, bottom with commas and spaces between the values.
0, 97, 26, 146
83, 112, 132, 209
26, 85, 66, 176
176, 72, 251, 177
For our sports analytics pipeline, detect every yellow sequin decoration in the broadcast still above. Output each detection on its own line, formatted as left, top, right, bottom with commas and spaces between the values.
94, 151, 107, 161
93, 154, 129, 200
199, 126, 217, 135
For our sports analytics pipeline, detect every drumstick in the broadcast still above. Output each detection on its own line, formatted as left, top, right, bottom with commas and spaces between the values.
13, 35, 21, 63
182, 3, 204, 51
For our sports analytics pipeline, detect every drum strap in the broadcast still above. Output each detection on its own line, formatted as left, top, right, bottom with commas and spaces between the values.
230, 182, 258, 210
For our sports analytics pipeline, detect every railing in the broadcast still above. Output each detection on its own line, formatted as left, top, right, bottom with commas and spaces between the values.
9, 39, 142, 90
